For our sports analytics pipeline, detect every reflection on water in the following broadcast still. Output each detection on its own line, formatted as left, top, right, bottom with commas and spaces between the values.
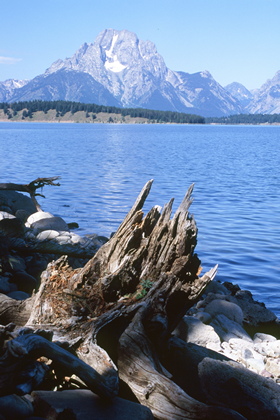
0, 122, 280, 316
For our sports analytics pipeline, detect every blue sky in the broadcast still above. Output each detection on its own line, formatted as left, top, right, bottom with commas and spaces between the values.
1, 0, 279, 90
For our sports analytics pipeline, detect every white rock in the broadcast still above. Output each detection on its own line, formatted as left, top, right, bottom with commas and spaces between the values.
264, 357, 280, 378
0, 211, 16, 220
36, 230, 60, 241
245, 357, 266, 373
253, 333, 277, 343
254, 340, 280, 358
228, 338, 263, 363
26, 212, 69, 231
220, 342, 239, 361
219, 339, 262, 367
26, 211, 54, 226
55, 234, 72, 245
69, 233, 83, 244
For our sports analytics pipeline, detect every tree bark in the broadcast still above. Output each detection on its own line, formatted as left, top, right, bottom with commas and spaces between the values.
0, 294, 33, 326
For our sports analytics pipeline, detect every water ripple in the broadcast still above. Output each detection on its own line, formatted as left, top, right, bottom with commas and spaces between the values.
1, 123, 280, 316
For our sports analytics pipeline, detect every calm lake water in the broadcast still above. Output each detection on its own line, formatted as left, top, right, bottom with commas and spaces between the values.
1, 122, 280, 317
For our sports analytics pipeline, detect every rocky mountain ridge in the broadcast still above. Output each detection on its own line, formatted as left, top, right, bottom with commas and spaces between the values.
0, 29, 280, 117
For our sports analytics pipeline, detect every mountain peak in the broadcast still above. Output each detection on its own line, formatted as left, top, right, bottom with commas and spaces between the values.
2, 28, 279, 116
200, 70, 212, 78
224, 82, 253, 108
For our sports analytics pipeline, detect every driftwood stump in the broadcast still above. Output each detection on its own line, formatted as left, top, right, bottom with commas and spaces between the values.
0, 180, 246, 419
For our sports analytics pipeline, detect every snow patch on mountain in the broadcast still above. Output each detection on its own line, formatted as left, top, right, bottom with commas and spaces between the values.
104, 33, 127, 73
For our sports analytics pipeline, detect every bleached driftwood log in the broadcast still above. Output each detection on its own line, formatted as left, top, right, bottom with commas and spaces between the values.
0, 180, 245, 419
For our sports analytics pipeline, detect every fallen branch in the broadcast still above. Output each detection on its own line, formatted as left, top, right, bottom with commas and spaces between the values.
0, 177, 61, 211
0, 332, 118, 399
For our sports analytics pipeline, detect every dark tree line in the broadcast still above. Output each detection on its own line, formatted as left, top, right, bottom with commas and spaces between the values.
206, 113, 280, 124
0, 100, 205, 124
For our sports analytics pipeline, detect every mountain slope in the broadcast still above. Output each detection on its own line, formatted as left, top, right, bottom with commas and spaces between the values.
173, 71, 242, 117
10, 69, 120, 106
246, 71, 280, 114
224, 82, 253, 108
4, 28, 279, 117
0, 79, 29, 102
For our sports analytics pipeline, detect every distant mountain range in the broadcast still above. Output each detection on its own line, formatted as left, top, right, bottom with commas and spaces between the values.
1, 29, 280, 117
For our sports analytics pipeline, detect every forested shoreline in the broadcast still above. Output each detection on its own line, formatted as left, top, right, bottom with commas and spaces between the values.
206, 113, 280, 124
0, 100, 205, 124
1, 100, 280, 125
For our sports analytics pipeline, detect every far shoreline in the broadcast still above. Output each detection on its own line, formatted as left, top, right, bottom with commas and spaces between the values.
1, 118, 279, 126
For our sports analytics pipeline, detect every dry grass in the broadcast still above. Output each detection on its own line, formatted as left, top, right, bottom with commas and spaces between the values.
0, 109, 152, 124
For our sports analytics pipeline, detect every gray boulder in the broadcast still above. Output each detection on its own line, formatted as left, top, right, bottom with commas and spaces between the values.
11, 271, 38, 294
198, 357, 280, 419
0, 190, 37, 215
0, 277, 18, 294
234, 290, 277, 325
173, 316, 221, 350
204, 299, 244, 324
210, 314, 252, 342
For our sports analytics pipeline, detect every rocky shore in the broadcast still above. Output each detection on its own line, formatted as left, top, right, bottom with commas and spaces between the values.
1, 189, 280, 419
0, 189, 108, 298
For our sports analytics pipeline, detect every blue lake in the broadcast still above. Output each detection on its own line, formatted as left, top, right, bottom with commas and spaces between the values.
1, 122, 280, 317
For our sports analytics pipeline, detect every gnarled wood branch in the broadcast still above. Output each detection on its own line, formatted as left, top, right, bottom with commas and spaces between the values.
0, 332, 118, 399
0, 177, 61, 211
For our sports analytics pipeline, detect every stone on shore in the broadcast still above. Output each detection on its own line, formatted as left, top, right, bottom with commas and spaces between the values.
26, 211, 70, 232
173, 316, 221, 351
176, 280, 280, 381
198, 357, 280, 419
0, 190, 37, 215
0, 191, 109, 302
204, 299, 244, 324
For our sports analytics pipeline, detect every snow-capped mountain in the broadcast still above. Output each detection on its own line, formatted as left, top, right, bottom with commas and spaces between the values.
245, 71, 280, 114
0, 79, 28, 102
224, 82, 253, 108
1, 29, 280, 117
